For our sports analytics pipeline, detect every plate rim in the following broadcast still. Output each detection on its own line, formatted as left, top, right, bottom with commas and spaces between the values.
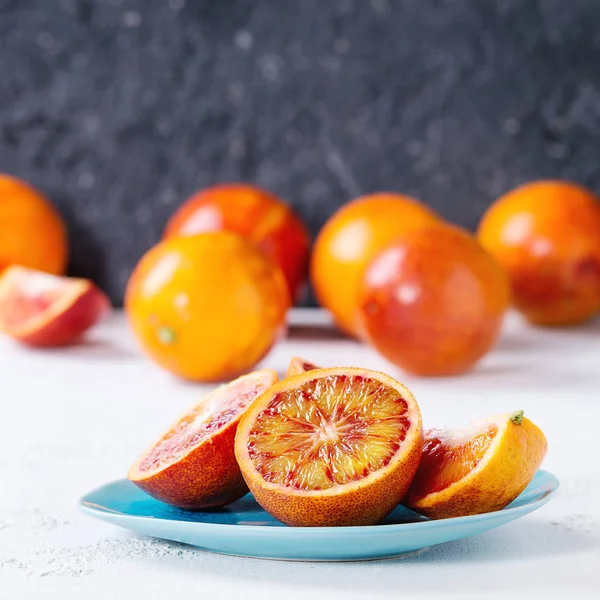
79, 469, 559, 535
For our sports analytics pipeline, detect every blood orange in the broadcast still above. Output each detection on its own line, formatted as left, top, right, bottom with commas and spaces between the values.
164, 184, 310, 301
0, 266, 110, 346
285, 356, 320, 377
129, 370, 278, 509
405, 410, 548, 519
235, 368, 423, 526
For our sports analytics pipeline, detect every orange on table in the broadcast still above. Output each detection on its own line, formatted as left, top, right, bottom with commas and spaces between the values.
405, 410, 547, 519
358, 223, 510, 376
311, 193, 440, 337
235, 367, 423, 527
0, 174, 67, 275
125, 232, 289, 382
477, 180, 600, 326
163, 183, 310, 302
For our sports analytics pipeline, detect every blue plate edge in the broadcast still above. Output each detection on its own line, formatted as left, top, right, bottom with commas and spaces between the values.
78, 469, 559, 535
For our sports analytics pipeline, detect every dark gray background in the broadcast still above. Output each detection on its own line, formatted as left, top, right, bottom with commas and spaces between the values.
1, 0, 599, 305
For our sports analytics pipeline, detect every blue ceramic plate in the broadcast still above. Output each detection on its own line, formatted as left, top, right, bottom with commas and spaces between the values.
80, 470, 558, 561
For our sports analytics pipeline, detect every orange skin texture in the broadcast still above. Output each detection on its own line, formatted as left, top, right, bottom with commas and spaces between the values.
311, 193, 440, 337
129, 370, 279, 509
0, 175, 68, 275
164, 183, 310, 302
478, 180, 600, 326
285, 356, 320, 377
0, 266, 110, 347
358, 224, 510, 376
125, 232, 290, 382
405, 413, 548, 519
235, 368, 424, 527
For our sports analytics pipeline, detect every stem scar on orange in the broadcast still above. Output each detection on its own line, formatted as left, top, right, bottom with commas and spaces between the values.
0, 174, 68, 275
125, 232, 290, 382
235, 367, 423, 527
477, 180, 600, 326
311, 193, 440, 337
163, 183, 310, 302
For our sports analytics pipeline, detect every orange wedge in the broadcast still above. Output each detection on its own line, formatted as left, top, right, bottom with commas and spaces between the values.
404, 410, 548, 519
129, 369, 278, 509
235, 367, 423, 526
285, 356, 320, 377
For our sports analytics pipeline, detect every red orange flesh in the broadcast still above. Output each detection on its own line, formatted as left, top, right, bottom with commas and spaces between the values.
285, 356, 320, 377
235, 368, 423, 526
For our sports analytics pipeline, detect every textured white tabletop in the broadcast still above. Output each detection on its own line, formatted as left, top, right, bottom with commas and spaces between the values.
1, 309, 599, 599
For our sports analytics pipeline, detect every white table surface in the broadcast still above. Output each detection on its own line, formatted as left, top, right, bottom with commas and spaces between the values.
1, 308, 599, 599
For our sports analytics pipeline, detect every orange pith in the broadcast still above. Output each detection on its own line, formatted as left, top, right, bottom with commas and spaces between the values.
408, 425, 498, 496
248, 374, 412, 491
235, 368, 423, 526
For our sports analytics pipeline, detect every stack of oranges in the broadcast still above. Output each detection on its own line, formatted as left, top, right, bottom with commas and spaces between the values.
1, 172, 600, 380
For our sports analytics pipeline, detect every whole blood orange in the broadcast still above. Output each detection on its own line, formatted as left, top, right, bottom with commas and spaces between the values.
285, 356, 320, 377
311, 193, 440, 337
0, 174, 68, 275
358, 223, 510, 376
125, 232, 289, 382
478, 180, 600, 325
235, 367, 423, 527
129, 370, 278, 509
164, 183, 310, 302
0, 266, 110, 346
405, 410, 547, 519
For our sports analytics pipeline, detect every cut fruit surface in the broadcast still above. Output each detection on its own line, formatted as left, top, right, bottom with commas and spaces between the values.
235, 367, 423, 526
405, 411, 548, 519
129, 370, 278, 509
0, 266, 110, 346
285, 356, 320, 377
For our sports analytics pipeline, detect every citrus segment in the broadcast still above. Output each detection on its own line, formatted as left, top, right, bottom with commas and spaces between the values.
0, 266, 110, 346
129, 370, 278, 509
285, 356, 320, 377
235, 368, 423, 526
405, 411, 547, 519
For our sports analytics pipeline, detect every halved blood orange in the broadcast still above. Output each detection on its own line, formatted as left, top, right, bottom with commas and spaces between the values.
285, 356, 320, 377
235, 368, 423, 526
404, 410, 548, 519
129, 370, 278, 509
0, 266, 110, 346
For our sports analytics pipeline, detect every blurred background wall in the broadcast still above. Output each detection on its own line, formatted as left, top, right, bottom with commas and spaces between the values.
1, 0, 598, 305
